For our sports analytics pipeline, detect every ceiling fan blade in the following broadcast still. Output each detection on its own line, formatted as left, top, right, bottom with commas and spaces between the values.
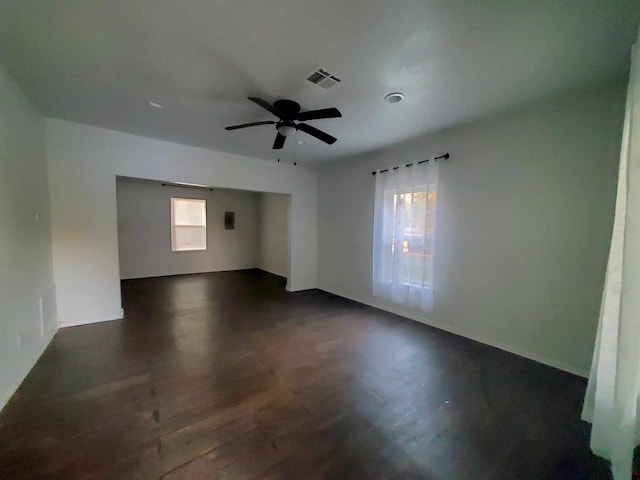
225, 121, 276, 131
297, 123, 337, 145
295, 107, 342, 121
273, 133, 286, 149
248, 97, 285, 119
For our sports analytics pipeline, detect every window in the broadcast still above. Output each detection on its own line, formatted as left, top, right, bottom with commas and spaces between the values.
372, 161, 438, 312
381, 187, 436, 288
170, 197, 207, 251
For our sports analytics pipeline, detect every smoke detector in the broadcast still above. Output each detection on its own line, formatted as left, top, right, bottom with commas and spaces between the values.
384, 93, 404, 104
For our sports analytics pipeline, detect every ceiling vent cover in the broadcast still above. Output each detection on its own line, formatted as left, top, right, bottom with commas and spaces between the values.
306, 68, 341, 89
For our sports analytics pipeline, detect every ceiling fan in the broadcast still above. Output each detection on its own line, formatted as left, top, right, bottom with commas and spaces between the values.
225, 97, 342, 149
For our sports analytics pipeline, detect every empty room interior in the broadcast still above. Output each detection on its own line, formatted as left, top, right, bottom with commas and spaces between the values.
1, 2, 640, 479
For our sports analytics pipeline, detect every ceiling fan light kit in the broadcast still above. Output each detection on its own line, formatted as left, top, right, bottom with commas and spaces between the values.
225, 97, 342, 150
277, 125, 296, 137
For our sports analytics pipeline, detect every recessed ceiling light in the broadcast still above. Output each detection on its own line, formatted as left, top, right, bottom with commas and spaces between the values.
384, 92, 404, 104
297, 139, 308, 145
149, 101, 164, 109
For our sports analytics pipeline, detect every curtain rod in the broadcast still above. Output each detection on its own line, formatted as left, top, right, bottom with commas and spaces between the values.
371, 153, 450, 176
161, 182, 214, 191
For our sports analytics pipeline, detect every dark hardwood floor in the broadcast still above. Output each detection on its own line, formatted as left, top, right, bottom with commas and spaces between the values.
0, 270, 609, 479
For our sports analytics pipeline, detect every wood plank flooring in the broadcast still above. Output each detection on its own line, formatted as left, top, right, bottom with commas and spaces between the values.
0, 270, 610, 479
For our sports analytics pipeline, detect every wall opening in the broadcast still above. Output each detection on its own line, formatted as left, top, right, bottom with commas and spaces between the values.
115, 176, 291, 287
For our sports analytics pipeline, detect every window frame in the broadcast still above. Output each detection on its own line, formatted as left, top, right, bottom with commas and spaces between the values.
170, 197, 207, 252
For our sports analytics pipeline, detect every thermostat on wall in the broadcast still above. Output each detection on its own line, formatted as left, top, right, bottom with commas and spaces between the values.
225, 212, 235, 230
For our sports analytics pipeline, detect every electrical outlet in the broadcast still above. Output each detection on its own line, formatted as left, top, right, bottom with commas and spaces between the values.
34, 212, 39, 224
17, 333, 22, 348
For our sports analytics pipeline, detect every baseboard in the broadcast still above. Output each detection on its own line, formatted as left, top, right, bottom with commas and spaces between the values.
320, 287, 589, 379
258, 267, 287, 279
58, 308, 124, 328
121, 267, 260, 281
0, 325, 58, 412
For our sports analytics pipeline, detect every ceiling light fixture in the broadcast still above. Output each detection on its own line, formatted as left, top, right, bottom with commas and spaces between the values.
149, 101, 164, 109
277, 125, 296, 137
384, 92, 404, 104
297, 139, 308, 145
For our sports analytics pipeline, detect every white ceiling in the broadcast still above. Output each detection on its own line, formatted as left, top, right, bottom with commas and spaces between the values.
1, 1, 638, 163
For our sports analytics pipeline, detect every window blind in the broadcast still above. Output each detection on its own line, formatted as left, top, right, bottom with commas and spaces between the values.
171, 198, 207, 251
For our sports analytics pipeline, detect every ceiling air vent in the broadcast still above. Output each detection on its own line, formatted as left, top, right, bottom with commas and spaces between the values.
306, 68, 341, 90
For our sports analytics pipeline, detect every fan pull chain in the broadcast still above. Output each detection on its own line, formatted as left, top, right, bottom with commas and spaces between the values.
293, 131, 298, 166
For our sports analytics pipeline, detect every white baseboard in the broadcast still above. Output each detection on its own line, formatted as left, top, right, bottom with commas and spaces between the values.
320, 287, 589, 379
0, 325, 58, 412
58, 308, 124, 328
121, 267, 259, 280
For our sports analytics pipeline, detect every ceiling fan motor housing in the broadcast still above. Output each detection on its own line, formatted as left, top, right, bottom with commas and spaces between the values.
273, 99, 301, 118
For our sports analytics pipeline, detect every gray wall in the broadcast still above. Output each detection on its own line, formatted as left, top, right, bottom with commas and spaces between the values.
0, 66, 56, 409
116, 178, 260, 279
317, 81, 625, 375
259, 193, 290, 278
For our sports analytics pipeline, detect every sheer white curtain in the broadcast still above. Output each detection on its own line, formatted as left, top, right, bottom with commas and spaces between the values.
372, 161, 438, 313
582, 32, 640, 480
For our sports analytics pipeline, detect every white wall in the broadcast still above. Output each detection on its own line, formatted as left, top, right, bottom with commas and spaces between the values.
259, 193, 290, 278
46, 119, 318, 327
0, 66, 56, 410
117, 179, 260, 279
318, 82, 625, 376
